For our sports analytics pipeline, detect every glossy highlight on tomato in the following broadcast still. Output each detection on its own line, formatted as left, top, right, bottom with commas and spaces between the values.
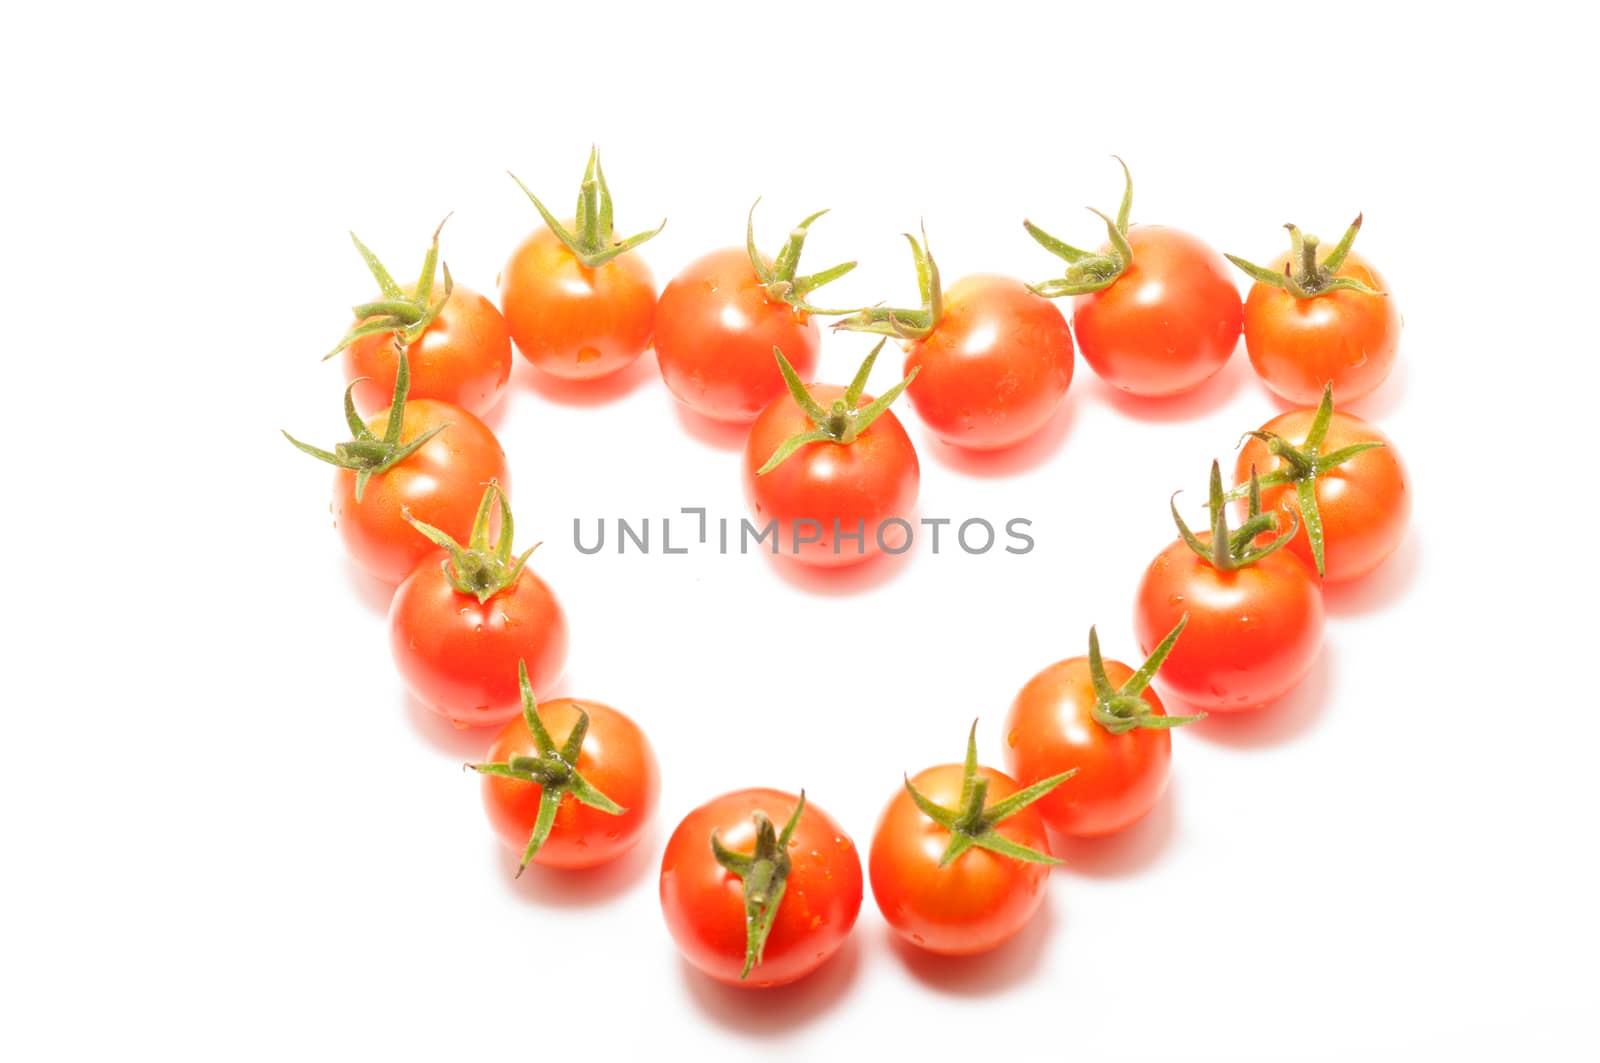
660, 789, 862, 988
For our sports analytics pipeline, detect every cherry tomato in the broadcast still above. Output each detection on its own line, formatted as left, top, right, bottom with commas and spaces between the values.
344, 284, 511, 417
1027, 160, 1241, 398
742, 345, 920, 567
1004, 620, 1196, 838
331, 400, 506, 585
475, 667, 658, 872
1236, 393, 1410, 582
389, 484, 567, 727
654, 206, 855, 423
1134, 463, 1324, 712
1229, 216, 1400, 405
870, 725, 1067, 956
660, 789, 862, 988
286, 353, 509, 586
902, 274, 1075, 450
501, 150, 663, 381
836, 235, 1073, 450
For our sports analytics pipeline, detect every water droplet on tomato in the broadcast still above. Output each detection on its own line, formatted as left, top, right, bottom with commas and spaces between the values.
577, 346, 601, 364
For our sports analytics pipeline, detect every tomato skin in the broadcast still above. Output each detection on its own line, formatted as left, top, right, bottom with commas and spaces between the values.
1004, 657, 1171, 838
901, 274, 1075, 450
1242, 252, 1399, 405
653, 248, 820, 423
388, 564, 568, 728
659, 789, 863, 988
869, 764, 1052, 956
333, 400, 508, 585
499, 224, 656, 380
343, 284, 512, 417
481, 699, 658, 870
1237, 408, 1410, 582
741, 384, 920, 567
1072, 226, 1242, 397
1133, 535, 1324, 712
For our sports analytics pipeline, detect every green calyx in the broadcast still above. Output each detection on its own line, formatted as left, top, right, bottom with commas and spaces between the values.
468, 661, 626, 878
756, 340, 919, 475
509, 146, 665, 269
1174, 460, 1298, 572
403, 481, 538, 603
1024, 155, 1136, 298
711, 792, 807, 980
829, 226, 943, 340
1225, 214, 1383, 299
747, 200, 857, 314
1225, 384, 1385, 577
282, 349, 447, 502
1086, 619, 1203, 734
905, 722, 1073, 869
323, 216, 456, 361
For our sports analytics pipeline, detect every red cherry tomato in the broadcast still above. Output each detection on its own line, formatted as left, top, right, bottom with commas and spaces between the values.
660, 789, 863, 988
345, 284, 511, 417
1004, 621, 1194, 838
327, 223, 513, 417
655, 247, 817, 421
1237, 398, 1410, 582
331, 399, 507, 585
1027, 161, 1241, 398
501, 225, 656, 380
1070, 225, 1241, 397
478, 686, 658, 872
1230, 217, 1401, 405
870, 759, 1057, 956
501, 151, 662, 381
1133, 464, 1324, 712
742, 347, 920, 567
654, 207, 855, 423
902, 274, 1075, 450
388, 484, 567, 727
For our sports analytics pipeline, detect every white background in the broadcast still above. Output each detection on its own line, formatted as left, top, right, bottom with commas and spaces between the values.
5, 2, 1597, 1060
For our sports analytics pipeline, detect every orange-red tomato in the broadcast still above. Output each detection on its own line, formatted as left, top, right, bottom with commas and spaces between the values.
660, 789, 863, 988
333, 400, 508, 585
869, 764, 1053, 956
343, 284, 512, 417
742, 383, 919, 567
480, 698, 658, 870
500, 223, 656, 381
1072, 226, 1242, 397
1004, 656, 1172, 838
1242, 251, 1399, 405
1133, 534, 1323, 712
901, 274, 1075, 450
654, 248, 820, 423
1237, 407, 1410, 582
388, 563, 567, 727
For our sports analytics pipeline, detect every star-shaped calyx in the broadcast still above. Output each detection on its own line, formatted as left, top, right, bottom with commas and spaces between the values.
709, 793, 808, 980
906, 723, 1075, 868
508, 147, 665, 269
323, 215, 456, 361
468, 661, 625, 877
282, 349, 448, 501
1023, 155, 1137, 298
756, 340, 919, 474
